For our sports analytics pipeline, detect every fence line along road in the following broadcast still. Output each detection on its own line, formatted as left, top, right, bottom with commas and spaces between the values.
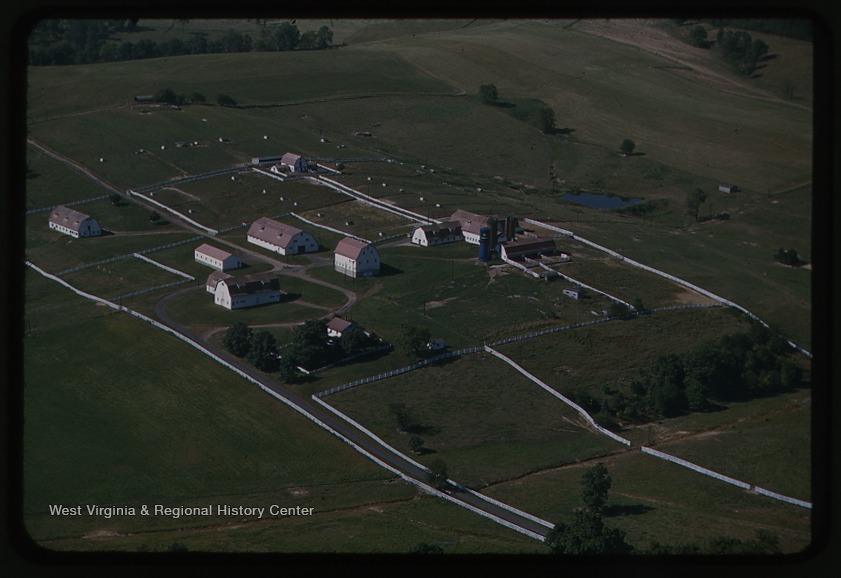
26, 260, 552, 542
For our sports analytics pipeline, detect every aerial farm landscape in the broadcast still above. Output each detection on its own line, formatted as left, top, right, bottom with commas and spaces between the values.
19, 17, 819, 558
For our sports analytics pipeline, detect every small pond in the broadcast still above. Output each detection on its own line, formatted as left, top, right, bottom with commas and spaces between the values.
559, 192, 643, 210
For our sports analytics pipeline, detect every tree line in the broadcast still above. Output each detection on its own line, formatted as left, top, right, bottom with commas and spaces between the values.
222, 318, 381, 382
28, 19, 333, 66
571, 321, 807, 426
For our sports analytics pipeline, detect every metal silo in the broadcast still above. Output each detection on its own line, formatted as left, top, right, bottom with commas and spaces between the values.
488, 217, 498, 254
478, 227, 490, 262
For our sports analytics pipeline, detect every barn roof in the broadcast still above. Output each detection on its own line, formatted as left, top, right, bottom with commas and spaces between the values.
49, 205, 95, 232
195, 243, 234, 261
219, 273, 279, 296
501, 237, 556, 258
449, 209, 499, 236
247, 217, 305, 248
335, 237, 375, 260
326, 317, 356, 333
416, 221, 462, 238
206, 270, 233, 289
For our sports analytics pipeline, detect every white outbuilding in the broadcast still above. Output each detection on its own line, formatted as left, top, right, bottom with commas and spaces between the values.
334, 237, 380, 278
194, 243, 242, 271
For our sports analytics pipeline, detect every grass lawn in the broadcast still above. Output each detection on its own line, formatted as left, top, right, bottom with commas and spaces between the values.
482, 448, 812, 554
327, 353, 621, 488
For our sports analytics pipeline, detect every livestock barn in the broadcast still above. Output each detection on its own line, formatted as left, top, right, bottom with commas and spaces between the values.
498, 237, 557, 261
411, 221, 463, 246
247, 217, 318, 256
212, 273, 280, 310
334, 237, 380, 278
48, 205, 101, 238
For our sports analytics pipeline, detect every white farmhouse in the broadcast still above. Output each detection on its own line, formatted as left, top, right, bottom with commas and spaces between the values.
194, 243, 242, 271
326, 317, 358, 338
48, 205, 101, 238
334, 237, 380, 278
411, 221, 463, 247
247, 217, 318, 256
213, 273, 281, 310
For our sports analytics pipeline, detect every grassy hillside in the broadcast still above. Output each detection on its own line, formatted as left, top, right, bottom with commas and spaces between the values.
22, 18, 814, 555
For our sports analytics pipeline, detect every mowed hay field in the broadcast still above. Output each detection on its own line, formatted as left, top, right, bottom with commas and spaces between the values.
23, 18, 816, 554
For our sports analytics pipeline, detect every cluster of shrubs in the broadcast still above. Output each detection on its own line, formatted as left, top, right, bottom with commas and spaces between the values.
570, 322, 806, 426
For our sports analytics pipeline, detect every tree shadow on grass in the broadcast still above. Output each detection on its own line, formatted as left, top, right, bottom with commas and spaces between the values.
280, 291, 302, 304
603, 503, 655, 518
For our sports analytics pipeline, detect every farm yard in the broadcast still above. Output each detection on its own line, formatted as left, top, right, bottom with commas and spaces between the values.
19, 17, 819, 557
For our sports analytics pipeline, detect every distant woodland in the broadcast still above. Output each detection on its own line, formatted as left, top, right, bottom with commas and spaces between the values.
28, 19, 334, 65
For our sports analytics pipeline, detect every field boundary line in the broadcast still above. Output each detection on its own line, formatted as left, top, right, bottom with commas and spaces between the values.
483, 345, 633, 447
640, 446, 811, 509
133, 253, 194, 280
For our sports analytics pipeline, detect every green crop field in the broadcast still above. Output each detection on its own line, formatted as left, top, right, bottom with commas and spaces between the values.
20, 17, 816, 556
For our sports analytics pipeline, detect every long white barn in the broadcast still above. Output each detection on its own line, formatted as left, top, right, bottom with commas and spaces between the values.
247, 217, 318, 256
194, 243, 241, 271
48, 205, 101, 238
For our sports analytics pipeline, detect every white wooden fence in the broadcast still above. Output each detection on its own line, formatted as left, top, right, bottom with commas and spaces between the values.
524, 218, 811, 358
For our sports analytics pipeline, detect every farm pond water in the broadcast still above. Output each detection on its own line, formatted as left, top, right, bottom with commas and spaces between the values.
559, 192, 643, 210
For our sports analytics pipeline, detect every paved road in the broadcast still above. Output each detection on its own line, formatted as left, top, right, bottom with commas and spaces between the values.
153, 288, 551, 541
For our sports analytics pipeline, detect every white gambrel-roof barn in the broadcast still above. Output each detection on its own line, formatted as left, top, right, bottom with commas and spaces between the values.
48, 205, 101, 238
411, 221, 463, 247
247, 217, 318, 256
334, 237, 380, 278
281, 153, 309, 173
212, 273, 281, 310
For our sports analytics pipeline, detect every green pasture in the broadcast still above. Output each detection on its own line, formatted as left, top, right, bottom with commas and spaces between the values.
482, 447, 812, 554
298, 201, 416, 240
27, 48, 455, 118
22, 312, 401, 543
572, 209, 812, 349
649, 390, 812, 500
25, 146, 108, 210
39, 493, 543, 554
25, 210, 193, 273
495, 307, 752, 397
327, 353, 621, 488
59, 255, 188, 300
23, 19, 814, 553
